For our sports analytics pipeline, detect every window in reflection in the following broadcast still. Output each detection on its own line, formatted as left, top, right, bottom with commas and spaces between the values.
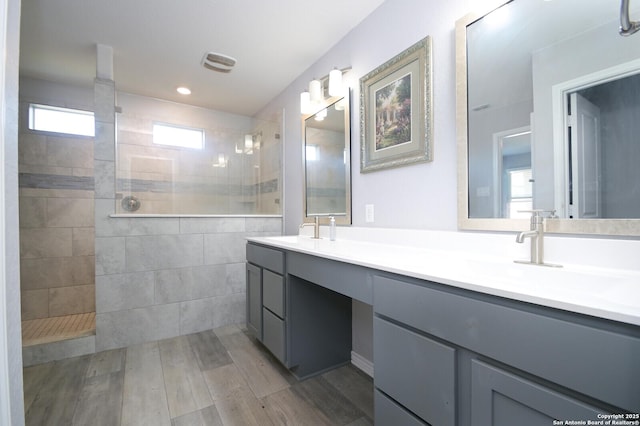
507, 168, 533, 219
306, 145, 319, 161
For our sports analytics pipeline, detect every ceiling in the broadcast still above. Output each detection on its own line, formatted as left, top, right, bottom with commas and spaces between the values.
19, 0, 385, 116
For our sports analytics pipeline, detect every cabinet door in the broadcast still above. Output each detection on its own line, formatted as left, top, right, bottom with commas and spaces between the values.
375, 390, 427, 426
263, 308, 285, 362
263, 269, 284, 317
246, 263, 262, 341
374, 317, 456, 426
471, 360, 605, 426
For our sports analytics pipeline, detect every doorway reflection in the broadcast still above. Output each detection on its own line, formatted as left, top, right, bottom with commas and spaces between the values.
565, 73, 640, 219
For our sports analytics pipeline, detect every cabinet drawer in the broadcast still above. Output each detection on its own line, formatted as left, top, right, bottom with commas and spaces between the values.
471, 360, 604, 425
287, 251, 373, 304
263, 308, 285, 362
375, 390, 427, 426
246, 243, 284, 274
263, 269, 284, 317
374, 317, 455, 426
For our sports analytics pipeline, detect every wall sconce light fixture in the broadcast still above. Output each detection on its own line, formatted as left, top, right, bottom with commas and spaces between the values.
300, 66, 351, 114
314, 108, 327, 121
213, 153, 227, 168
236, 131, 262, 155
328, 68, 343, 97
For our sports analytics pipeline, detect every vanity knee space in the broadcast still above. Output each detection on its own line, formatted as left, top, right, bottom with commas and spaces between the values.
245, 242, 355, 378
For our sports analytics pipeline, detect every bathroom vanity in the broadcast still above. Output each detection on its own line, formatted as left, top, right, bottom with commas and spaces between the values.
246, 241, 369, 379
246, 233, 640, 425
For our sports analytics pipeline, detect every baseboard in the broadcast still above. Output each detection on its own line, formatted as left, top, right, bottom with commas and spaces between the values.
351, 351, 374, 378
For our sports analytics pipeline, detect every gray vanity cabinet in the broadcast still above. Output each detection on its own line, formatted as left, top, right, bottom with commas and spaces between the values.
246, 240, 639, 424
471, 360, 602, 425
245, 263, 262, 340
262, 269, 286, 362
374, 316, 455, 426
373, 274, 640, 425
245, 243, 285, 362
245, 243, 356, 379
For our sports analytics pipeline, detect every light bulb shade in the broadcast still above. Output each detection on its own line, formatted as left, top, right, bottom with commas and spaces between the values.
244, 134, 253, 149
309, 79, 322, 103
300, 91, 311, 114
314, 108, 327, 121
328, 69, 343, 96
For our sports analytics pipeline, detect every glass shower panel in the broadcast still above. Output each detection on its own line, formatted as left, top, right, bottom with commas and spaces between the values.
114, 93, 282, 215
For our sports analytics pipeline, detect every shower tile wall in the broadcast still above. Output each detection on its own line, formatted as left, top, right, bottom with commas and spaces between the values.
114, 92, 282, 215
18, 130, 96, 320
94, 82, 283, 351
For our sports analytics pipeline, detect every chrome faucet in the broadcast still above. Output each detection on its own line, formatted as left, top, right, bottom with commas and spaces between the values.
515, 210, 561, 267
299, 216, 320, 239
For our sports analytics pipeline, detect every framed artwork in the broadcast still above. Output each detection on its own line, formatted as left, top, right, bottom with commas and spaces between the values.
360, 36, 433, 173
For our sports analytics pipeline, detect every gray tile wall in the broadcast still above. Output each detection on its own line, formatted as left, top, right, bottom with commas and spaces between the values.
94, 79, 282, 351
114, 94, 283, 216
18, 122, 96, 321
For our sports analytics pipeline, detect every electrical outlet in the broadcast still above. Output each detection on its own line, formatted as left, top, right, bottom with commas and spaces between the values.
365, 204, 375, 223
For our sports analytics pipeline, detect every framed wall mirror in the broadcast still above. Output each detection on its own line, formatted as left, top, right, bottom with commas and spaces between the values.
302, 91, 351, 225
456, 0, 640, 236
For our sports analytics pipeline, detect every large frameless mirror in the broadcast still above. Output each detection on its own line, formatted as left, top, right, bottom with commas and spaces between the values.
303, 91, 351, 225
457, 0, 640, 236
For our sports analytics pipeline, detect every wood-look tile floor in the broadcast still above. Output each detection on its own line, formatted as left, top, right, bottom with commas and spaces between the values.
22, 312, 96, 347
23, 324, 374, 426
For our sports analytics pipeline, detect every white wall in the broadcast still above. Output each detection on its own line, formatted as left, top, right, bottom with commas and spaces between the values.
19, 76, 94, 109
257, 0, 487, 235
255, 0, 491, 366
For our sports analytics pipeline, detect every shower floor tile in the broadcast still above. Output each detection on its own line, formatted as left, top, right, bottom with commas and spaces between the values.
22, 312, 96, 347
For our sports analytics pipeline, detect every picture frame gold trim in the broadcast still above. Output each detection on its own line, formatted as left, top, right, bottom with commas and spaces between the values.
360, 36, 433, 173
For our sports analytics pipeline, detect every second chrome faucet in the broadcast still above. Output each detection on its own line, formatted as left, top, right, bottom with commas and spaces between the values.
515, 210, 561, 267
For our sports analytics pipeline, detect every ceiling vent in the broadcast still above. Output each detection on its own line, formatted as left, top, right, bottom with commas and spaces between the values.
202, 52, 236, 73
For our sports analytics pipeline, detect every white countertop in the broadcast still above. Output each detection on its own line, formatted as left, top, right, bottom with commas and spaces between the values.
247, 230, 640, 327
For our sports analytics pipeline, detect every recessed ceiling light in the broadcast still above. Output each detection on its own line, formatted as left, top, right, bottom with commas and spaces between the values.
177, 87, 191, 95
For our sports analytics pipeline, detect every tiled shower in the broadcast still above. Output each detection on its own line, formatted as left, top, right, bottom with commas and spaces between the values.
114, 92, 282, 216
18, 77, 283, 363
18, 121, 97, 345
